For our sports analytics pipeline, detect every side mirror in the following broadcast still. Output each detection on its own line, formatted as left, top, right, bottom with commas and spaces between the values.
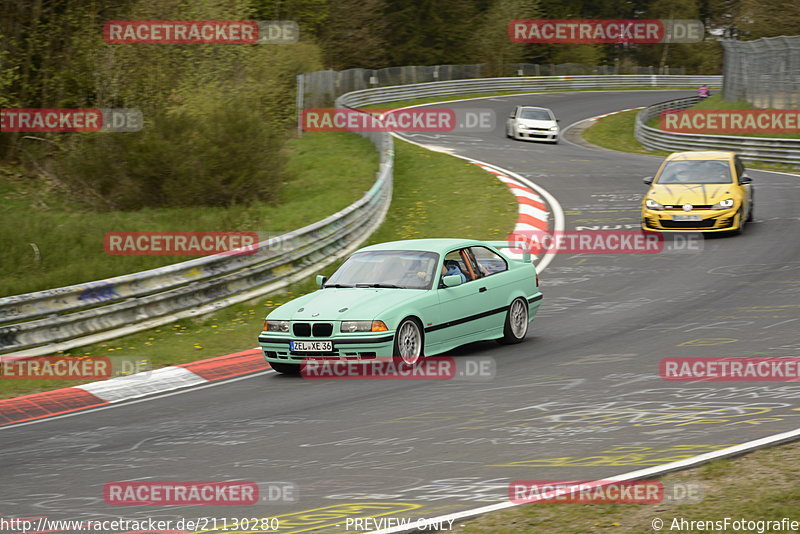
316, 275, 327, 288
556, 119, 560, 123
442, 274, 463, 287
740, 175, 752, 184
643, 176, 653, 185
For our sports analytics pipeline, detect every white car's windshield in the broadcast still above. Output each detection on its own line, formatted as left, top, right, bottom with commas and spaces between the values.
657, 160, 733, 184
324, 250, 439, 290
519, 109, 552, 120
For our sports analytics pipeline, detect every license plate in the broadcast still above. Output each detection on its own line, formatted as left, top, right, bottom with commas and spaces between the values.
290, 340, 333, 352
673, 214, 703, 222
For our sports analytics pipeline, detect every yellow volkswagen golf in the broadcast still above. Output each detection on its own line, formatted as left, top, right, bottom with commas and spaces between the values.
641, 151, 754, 233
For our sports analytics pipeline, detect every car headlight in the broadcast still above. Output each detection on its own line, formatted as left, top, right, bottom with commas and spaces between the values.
711, 198, 735, 209
341, 320, 389, 333
549, 126, 558, 131
264, 320, 289, 333
645, 199, 664, 210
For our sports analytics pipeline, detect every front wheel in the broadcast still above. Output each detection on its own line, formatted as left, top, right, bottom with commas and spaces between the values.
497, 298, 529, 345
393, 318, 424, 365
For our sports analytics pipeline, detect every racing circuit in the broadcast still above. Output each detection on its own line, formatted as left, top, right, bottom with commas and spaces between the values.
2, 90, 800, 533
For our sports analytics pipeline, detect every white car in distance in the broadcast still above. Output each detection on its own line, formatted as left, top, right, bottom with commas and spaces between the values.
506, 106, 559, 143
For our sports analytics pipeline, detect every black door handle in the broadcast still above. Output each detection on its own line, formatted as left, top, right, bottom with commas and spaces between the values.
479, 287, 487, 293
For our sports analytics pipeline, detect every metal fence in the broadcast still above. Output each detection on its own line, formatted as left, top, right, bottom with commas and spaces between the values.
722, 36, 800, 109
0, 122, 393, 359
635, 96, 800, 165
302, 63, 688, 107
317, 75, 720, 112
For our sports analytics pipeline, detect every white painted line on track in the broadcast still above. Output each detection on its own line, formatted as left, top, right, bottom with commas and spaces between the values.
367, 425, 800, 533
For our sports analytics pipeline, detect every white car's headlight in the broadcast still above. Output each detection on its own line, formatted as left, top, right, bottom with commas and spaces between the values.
711, 198, 735, 209
645, 199, 664, 210
549, 126, 558, 131
265, 320, 289, 333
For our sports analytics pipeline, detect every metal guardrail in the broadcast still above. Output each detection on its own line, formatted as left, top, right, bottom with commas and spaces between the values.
0, 122, 393, 358
635, 97, 800, 165
0, 74, 727, 358
336, 75, 723, 108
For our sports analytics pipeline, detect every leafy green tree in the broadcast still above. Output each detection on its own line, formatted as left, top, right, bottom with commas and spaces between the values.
320, 0, 389, 69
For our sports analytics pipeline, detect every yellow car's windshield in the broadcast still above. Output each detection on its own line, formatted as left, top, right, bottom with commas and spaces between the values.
656, 160, 733, 184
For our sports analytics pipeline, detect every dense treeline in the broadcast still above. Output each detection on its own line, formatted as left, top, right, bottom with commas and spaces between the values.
0, 0, 797, 210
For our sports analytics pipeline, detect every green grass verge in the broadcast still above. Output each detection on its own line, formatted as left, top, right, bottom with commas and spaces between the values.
0, 133, 378, 297
583, 109, 800, 174
446, 439, 800, 533
0, 136, 517, 400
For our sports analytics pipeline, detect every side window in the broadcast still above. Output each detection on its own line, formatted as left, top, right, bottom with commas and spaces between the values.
470, 247, 508, 276
441, 249, 475, 285
509, 107, 517, 118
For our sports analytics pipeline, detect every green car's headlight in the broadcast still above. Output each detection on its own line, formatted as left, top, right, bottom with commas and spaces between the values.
341, 320, 389, 333
265, 320, 289, 332
645, 199, 664, 210
711, 198, 735, 209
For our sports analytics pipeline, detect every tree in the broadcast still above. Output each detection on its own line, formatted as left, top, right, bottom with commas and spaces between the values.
320, 0, 389, 69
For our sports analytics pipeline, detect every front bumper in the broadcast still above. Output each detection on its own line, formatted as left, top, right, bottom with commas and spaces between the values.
515, 129, 558, 142
258, 332, 395, 365
641, 207, 740, 233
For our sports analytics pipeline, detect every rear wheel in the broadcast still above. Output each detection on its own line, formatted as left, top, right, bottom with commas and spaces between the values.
269, 361, 300, 375
497, 298, 529, 345
393, 318, 424, 366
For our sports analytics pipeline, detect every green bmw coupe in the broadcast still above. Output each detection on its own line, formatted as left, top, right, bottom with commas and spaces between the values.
258, 238, 542, 375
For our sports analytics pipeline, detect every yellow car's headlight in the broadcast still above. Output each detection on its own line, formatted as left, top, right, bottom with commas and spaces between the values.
711, 198, 735, 209
645, 199, 664, 210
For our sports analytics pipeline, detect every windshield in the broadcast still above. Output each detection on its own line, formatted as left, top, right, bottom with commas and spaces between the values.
656, 160, 733, 184
519, 109, 553, 121
324, 250, 439, 290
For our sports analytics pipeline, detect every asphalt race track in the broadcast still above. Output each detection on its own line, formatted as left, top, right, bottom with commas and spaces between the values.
2, 90, 800, 533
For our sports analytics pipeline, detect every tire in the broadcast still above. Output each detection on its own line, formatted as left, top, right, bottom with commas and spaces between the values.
269, 361, 301, 375
730, 209, 745, 236
393, 318, 424, 366
747, 200, 754, 222
497, 297, 529, 345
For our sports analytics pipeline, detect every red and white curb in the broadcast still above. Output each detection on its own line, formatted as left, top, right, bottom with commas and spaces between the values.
471, 162, 549, 260
0, 348, 268, 427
